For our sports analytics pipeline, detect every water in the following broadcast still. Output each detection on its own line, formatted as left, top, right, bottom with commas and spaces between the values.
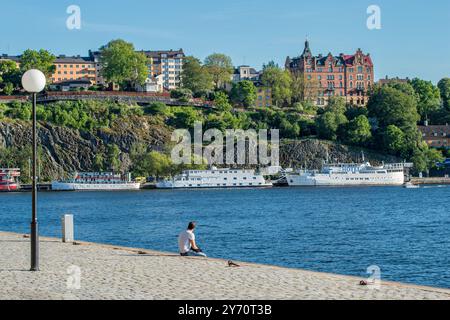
1, 186, 449, 289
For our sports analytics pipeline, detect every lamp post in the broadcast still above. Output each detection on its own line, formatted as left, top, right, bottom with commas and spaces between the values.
21, 69, 46, 272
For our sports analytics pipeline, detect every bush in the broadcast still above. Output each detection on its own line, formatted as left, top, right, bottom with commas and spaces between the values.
170, 88, 193, 103
145, 102, 168, 116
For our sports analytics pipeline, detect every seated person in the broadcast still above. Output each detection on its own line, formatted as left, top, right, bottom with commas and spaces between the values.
178, 221, 207, 257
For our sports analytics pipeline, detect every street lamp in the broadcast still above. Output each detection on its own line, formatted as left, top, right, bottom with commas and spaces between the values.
21, 69, 46, 272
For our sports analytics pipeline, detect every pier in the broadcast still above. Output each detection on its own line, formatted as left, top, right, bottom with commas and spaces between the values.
1, 231, 449, 300
410, 177, 450, 185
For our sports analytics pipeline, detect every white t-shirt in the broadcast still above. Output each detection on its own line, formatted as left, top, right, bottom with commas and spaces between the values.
178, 230, 195, 254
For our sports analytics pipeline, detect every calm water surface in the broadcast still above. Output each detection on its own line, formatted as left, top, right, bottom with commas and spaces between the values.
0, 186, 449, 288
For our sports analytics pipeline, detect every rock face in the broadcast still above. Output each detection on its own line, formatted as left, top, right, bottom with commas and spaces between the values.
1, 119, 399, 179
0, 116, 171, 179
279, 139, 400, 169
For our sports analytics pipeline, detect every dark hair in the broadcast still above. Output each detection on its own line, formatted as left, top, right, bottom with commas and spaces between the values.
187, 222, 196, 230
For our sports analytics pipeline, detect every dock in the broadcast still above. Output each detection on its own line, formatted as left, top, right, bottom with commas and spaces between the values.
1, 231, 449, 300
410, 177, 450, 185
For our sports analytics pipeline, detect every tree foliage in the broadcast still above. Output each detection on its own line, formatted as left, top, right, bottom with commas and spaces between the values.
409, 78, 441, 120
0, 60, 21, 94
99, 39, 148, 89
20, 49, 56, 79
230, 80, 257, 107
438, 78, 450, 111
343, 115, 372, 146
181, 56, 213, 95
204, 53, 233, 89
260, 64, 292, 107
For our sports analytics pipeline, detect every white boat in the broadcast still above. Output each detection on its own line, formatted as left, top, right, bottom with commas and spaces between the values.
156, 168, 272, 189
286, 162, 412, 187
52, 172, 141, 191
404, 182, 419, 189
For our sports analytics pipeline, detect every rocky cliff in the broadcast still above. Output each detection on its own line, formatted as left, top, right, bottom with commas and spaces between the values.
0, 118, 400, 179
0, 116, 171, 179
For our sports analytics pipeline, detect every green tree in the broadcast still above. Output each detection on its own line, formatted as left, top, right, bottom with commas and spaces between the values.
344, 115, 372, 146
291, 73, 319, 103
169, 108, 201, 128
260, 64, 292, 107
107, 144, 121, 172
170, 88, 193, 103
181, 56, 213, 95
438, 78, 450, 111
385, 81, 416, 96
316, 110, 348, 141
93, 154, 105, 172
145, 102, 168, 116
146, 151, 172, 178
213, 91, 232, 112
230, 80, 257, 107
0, 60, 21, 93
20, 49, 56, 78
383, 125, 406, 156
326, 96, 347, 113
99, 39, 148, 89
409, 78, 441, 120
411, 147, 444, 174
367, 85, 420, 130
3, 83, 14, 95
204, 53, 233, 89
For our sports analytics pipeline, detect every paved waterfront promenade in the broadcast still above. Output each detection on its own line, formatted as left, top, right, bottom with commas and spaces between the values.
1, 231, 449, 300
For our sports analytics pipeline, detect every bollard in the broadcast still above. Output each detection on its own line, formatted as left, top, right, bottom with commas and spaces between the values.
62, 214, 74, 243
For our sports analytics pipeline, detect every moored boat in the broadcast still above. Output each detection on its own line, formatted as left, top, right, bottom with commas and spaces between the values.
0, 168, 20, 192
156, 167, 272, 189
286, 162, 413, 187
51, 172, 141, 191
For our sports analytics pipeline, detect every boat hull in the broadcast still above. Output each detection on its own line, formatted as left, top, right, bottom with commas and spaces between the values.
0, 184, 20, 192
156, 181, 272, 189
51, 182, 141, 191
286, 171, 405, 186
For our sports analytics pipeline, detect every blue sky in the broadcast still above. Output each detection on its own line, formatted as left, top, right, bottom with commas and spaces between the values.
0, 0, 449, 83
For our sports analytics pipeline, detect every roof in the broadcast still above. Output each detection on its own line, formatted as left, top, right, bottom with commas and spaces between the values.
234, 66, 259, 75
378, 77, 409, 85
0, 55, 20, 62
287, 42, 373, 69
141, 49, 185, 59
54, 56, 94, 64
52, 79, 92, 86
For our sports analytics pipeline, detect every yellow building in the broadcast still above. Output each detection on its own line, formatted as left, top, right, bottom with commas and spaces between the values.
255, 85, 272, 108
51, 56, 96, 85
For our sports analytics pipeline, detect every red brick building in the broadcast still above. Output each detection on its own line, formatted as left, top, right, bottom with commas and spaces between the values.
418, 123, 450, 148
285, 40, 374, 106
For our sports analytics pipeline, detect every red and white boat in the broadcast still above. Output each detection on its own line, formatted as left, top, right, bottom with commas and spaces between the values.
0, 168, 20, 192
